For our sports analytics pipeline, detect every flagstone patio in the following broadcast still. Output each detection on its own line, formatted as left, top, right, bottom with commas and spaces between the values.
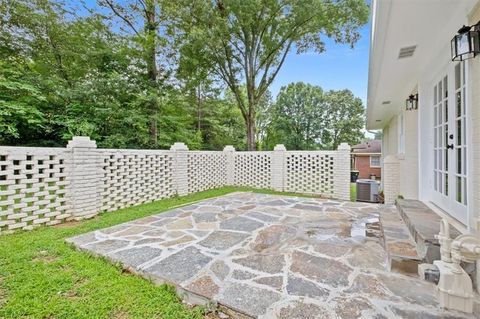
67, 192, 478, 318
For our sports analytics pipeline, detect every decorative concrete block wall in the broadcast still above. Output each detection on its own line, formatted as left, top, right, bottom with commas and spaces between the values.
187, 151, 227, 194
233, 152, 273, 189
99, 149, 175, 213
285, 151, 335, 195
0, 146, 71, 231
0, 137, 352, 233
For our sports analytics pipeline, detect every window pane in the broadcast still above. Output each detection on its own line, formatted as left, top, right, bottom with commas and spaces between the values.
457, 148, 462, 174
445, 100, 448, 122
445, 148, 448, 171
439, 81, 443, 101
439, 173, 443, 193
457, 119, 462, 145
439, 145, 443, 170
444, 76, 448, 98
456, 176, 462, 202
456, 91, 461, 118
455, 63, 461, 90
370, 156, 380, 167
438, 102, 443, 124
445, 172, 448, 196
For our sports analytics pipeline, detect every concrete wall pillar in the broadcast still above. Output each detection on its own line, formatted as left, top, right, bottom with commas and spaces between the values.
66, 136, 101, 220
272, 144, 286, 192
223, 145, 235, 185
334, 143, 351, 201
170, 142, 189, 196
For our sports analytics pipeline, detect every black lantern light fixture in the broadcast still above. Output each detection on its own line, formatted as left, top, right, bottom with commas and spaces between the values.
451, 22, 480, 61
406, 94, 418, 111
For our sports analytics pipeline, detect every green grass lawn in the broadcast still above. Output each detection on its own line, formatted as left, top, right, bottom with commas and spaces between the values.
0, 187, 246, 319
0, 187, 322, 319
350, 182, 357, 202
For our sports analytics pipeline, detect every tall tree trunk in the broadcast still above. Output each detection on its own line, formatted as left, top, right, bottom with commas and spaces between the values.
246, 89, 257, 151
145, 0, 158, 82
197, 85, 202, 132
145, 0, 158, 146
246, 115, 256, 151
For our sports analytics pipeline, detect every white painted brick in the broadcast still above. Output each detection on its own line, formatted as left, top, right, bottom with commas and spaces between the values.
1, 137, 354, 234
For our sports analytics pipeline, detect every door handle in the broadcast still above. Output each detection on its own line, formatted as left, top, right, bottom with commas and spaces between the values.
447, 144, 454, 150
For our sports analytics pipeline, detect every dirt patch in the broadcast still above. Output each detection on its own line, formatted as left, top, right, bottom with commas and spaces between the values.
53, 220, 82, 228
60, 277, 87, 301
109, 310, 130, 319
203, 310, 225, 319
32, 250, 59, 263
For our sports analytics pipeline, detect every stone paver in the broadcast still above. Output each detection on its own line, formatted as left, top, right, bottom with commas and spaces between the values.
67, 192, 478, 318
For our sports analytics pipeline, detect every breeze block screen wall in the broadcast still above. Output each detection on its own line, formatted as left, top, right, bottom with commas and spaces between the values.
0, 137, 351, 233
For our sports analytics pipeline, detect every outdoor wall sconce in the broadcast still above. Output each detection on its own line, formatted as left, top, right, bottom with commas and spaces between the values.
451, 22, 480, 61
406, 94, 418, 111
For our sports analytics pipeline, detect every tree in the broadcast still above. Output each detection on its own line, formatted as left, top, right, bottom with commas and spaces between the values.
322, 89, 365, 149
99, 0, 170, 146
0, 59, 45, 142
266, 83, 364, 150
171, 0, 369, 150
267, 82, 326, 150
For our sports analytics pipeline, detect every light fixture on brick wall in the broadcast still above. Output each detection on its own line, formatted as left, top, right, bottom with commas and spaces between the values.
451, 21, 480, 61
406, 93, 418, 111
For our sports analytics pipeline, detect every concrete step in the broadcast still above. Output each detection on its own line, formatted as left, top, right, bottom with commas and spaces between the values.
396, 199, 460, 263
379, 206, 421, 275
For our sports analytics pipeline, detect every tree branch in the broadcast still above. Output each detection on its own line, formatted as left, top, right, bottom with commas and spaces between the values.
104, 0, 140, 36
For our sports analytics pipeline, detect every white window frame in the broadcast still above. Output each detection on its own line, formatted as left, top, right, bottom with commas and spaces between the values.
370, 155, 381, 168
398, 111, 405, 155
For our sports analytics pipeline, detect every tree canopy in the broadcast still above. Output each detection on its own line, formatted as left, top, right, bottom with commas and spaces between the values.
170, 0, 369, 149
0, 0, 368, 151
266, 82, 365, 150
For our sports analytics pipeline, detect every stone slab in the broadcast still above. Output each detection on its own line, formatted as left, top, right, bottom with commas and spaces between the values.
67, 192, 478, 319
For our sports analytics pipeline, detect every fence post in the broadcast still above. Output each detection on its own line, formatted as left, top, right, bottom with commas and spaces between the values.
272, 144, 286, 192
383, 155, 400, 204
223, 145, 235, 186
170, 142, 189, 196
66, 136, 102, 220
334, 143, 351, 201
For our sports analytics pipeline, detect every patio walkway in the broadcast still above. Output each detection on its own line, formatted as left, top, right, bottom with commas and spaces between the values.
67, 192, 478, 318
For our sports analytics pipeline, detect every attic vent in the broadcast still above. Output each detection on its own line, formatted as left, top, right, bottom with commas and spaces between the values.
398, 45, 417, 59
382, 101, 391, 105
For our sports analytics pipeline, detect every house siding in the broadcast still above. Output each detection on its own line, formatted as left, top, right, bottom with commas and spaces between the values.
469, 4, 480, 234
468, 3, 480, 293
381, 110, 418, 200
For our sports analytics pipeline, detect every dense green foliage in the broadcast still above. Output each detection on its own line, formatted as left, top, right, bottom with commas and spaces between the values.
0, 0, 367, 150
265, 82, 365, 150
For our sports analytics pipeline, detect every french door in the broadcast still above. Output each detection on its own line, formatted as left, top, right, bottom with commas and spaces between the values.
432, 62, 468, 224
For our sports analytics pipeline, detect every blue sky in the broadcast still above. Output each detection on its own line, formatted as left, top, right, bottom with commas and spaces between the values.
270, 24, 371, 104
